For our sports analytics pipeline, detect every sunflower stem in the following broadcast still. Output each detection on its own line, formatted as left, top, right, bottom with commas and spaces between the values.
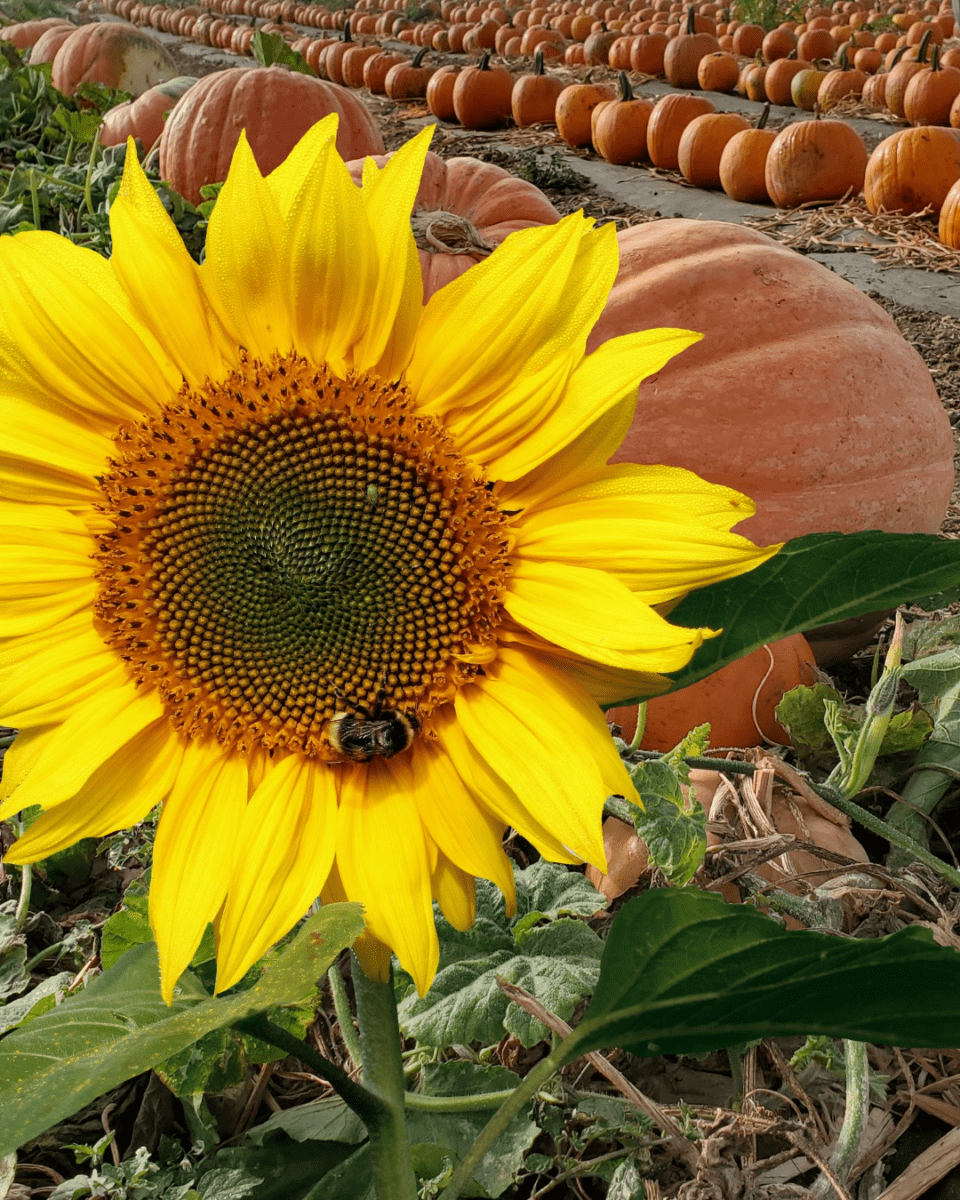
231, 1014, 385, 1128
328, 953, 363, 1070
13, 861, 32, 935
351, 956, 418, 1200
811, 1039, 869, 1199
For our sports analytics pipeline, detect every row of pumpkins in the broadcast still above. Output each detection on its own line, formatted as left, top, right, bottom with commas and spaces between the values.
10, 9, 960, 247
0, 11, 954, 748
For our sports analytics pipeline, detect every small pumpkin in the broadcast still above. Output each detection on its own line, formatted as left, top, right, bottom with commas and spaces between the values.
937, 174, 960, 246
510, 47, 564, 126
322, 19, 356, 86
630, 28, 668, 73
361, 47, 406, 93
903, 43, 960, 124
863, 125, 960, 215
554, 75, 616, 148
451, 50, 514, 129
158, 66, 385, 205
100, 75, 198, 149
718, 102, 775, 203
816, 45, 867, 107
425, 63, 461, 119
884, 27, 933, 116
790, 62, 830, 109
51, 21, 176, 97
663, 3, 721, 87
764, 115, 868, 207
763, 54, 813, 105
591, 70, 654, 163
677, 109, 750, 188
696, 49, 740, 92
384, 47, 436, 99
645, 90, 715, 168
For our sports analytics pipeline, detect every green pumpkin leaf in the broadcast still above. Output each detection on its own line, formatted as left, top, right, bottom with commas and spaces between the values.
556, 890, 960, 1065
0, 903, 364, 1156
250, 30, 314, 74
624, 758, 707, 887
657, 531, 960, 694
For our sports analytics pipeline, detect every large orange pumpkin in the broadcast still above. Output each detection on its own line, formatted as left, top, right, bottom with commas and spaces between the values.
344, 150, 559, 300
26, 23, 76, 65
158, 66, 385, 206
51, 22, 176, 97
606, 633, 818, 750
586, 220, 952, 546
100, 75, 198, 150
0, 16, 72, 49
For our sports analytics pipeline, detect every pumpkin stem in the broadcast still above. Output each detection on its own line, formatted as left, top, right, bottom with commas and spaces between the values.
478, 48, 491, 69
342, 17, 352, 40
412, 45, 428, 66
617, 69, 634, 100
534, 46, 544, 73
930, 41, 941, 70
838, 44, 849, 69
917, 27, 932, 62
685, 4, 696, 34
889, 44, 907, 67
756, 99, 770, 128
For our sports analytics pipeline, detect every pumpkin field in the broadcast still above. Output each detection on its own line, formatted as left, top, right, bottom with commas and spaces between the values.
5, 0, 960, 1195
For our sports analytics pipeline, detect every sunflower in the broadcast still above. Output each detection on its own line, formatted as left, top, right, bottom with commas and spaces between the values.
0, 120, 777, 1002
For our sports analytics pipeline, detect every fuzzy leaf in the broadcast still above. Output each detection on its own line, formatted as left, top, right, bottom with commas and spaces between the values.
624, 758, 707, 887
0, 904, 364, 1155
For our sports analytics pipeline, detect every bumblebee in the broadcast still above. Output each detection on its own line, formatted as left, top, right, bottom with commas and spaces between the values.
324, 704, 419, 763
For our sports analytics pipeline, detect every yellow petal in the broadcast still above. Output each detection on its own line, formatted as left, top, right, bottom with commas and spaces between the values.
201, 133, 289, 362
265, 113, 340, 217
5, 721, 183, 864
0, 669, 166, 819
0, 230, 180, 424
0, 503, 97, 637
493, 328, 702, 481
409, 737, 515, 904
216, 753, 338, 992
505, 559, 714, 673
275, 133, 378, 374
110, 140, 230, 387
500, 628, 673, 708
0, 394, 108, 507
498, 390, 640, 512
150, 739, 248, 1003
514, 482, 780, 604
432, 851, 476, 932
350, 126, 432, 380
453, 655, 617, 869
336, 755, 438, 996
406, 216, 617, 472
0, 612, 117, 728
435, 707, 578, 872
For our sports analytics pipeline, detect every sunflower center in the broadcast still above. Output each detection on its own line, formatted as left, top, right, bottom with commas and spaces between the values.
94, 352, 512, 759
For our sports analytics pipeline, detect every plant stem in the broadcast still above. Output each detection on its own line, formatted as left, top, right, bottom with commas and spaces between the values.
351, 955, 418, 1200
404, 1088, 518, 1112
627, 703, 647, 753
811, 1040, 869, 1199
442, 1048, 563, 1200
28, 169, 39, 228
231, 1013, 384, 1129
14, 860, 32, 935
83, 134, 99, 218
328, 953, 363, 1070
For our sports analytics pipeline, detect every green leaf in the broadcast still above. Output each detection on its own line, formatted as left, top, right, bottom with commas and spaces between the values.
662, 532, 960, 694
624, 758, 707, 887
398, 864, 605, 1048
247, 1097, 366, 1147
0, 903, 364, 1155
211, 1141, 359, 1200
406, 1062, 539, 1198
0, 971, 73, 1035
776, 683, 932, 757
250, 30, 314, 74
558, 890, 960, 1065
101, 879, 216, 972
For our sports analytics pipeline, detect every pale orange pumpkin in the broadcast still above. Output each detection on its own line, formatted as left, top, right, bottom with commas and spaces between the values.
51, 21, 176, 96
586, 219, 953, 546
344, 150, 559, 300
